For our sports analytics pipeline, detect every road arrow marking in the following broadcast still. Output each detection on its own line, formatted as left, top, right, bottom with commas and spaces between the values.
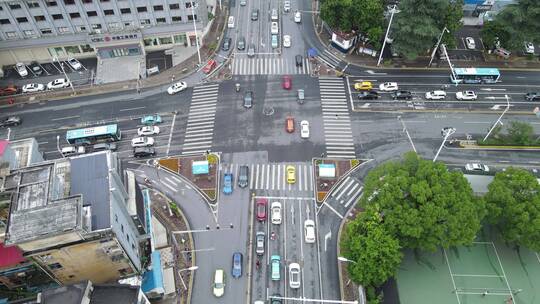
486, 96, 509, 100
324, 231, 331, 252
365, 70, 387, 75
481, 88, 506, 91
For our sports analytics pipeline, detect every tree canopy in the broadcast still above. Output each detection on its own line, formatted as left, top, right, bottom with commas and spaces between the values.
485, 167, 540, 251
359, 152, 486, 251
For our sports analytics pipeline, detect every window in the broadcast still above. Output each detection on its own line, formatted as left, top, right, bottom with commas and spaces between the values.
174, 33, 186, 44
92, 23, 102, 29
104, 9, 114, 15
100, 0, 110, 2
48, 263, 63, 270
82, 0, 92, 3
16, 17, 28, 23
52, 14, 63, 20
76, 25, 86, 32
0, 19, 10, 25
69, 12, 80, 18
114, 215, 118, 222
159, 36, 172, 44
136, 6, 147, 12
65, 45, 81, 54
27, 1, 40, 8
126, 234, 130, 242
124, 21, 132, 27
185, 2, 194, 8
121, 224, 124, 233
41, 28, 53, 34
169, 3, 179, 9
120, 8, 130, 14
172, 16, 182, 22
153, 5, 163, 11
64, 0, 75, 4
108, 22, 120, 29
156, 17, 166, 24
0, 6, 3, 10
24, 30, 35, 37
9, 3, 21, 9
5, 31, 17, 38
34, 15, 46, 21
46, 1, 57, 6
80, 44, 93, 52
57, 26, 69, 33
188, 14, 197, 21
87, 11, 98, 17
140, 19, 150, 25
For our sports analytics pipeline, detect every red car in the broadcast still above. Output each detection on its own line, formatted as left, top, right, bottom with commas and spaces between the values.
282, 75, 292, 90
285, 116, 295, 133
202, 59, 217, 74
0, 85, 18, 96
256, 198, 267, 222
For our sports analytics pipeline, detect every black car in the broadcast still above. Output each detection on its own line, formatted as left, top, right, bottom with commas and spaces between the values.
243, 91, 253, 108
251, 9, 259, 21
0, 116, 22, 128
392, 90, 413, 100
357, 90, 379, 100
295, 55, 303, 67
222, 37, 232, 51
271, 293, 283, 304
525, 92, 540, 101
133, 147, 155, 158
237, 37, 246, 51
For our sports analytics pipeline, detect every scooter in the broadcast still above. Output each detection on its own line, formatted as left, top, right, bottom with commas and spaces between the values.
235, 83, 241, 92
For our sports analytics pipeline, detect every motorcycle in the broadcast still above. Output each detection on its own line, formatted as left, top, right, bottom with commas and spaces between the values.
235, 83, 240, 92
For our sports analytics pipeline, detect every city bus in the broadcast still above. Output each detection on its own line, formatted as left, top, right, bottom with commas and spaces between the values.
450, 67, 500, 84
66, 124, 121, 145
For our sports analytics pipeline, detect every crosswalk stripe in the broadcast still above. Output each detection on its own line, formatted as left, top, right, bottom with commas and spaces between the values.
182, 84, 219, 155
232, 55, 312, 75
343, 187, 362, 208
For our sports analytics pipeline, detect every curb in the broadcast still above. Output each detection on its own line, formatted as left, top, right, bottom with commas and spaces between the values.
352, 108, 536, 115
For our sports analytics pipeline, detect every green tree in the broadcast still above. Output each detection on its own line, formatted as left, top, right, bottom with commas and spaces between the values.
360, 152, 486, 251
480, 20, 510, 50
341, 207, 402, 286
485, 167, 540, 251
441, 0, 464, 49
320, 0, 354, 32
507, 121, 534, 145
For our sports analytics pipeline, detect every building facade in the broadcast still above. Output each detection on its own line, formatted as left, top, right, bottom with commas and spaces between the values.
0, 0, 210, 66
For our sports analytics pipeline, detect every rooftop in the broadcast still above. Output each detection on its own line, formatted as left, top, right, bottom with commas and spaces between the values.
40, 280, 140, 304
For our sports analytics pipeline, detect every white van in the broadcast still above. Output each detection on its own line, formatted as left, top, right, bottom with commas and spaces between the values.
61, 146, 85, 157
271, 9, 278, 21
228, 16, 235, 28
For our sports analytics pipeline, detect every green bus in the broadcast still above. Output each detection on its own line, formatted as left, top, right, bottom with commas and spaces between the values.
66, 124, 121, 145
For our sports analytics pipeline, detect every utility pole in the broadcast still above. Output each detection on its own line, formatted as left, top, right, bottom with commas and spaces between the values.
377, 5, 397, 66
484, 95, 510, 141
440, 44, 458, 86
397, 116, 417, 153
428, 26, 449, 67
191, 3, 202, 65
434, 127, 455, 162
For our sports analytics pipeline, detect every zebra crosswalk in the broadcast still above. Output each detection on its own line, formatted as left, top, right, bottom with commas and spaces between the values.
319, 77, 356, 159
181, 84, 219, 156
222, 163, 314, 192
232, 55, 311, 75
329, 176, 363, 209
316, 49, 342, 69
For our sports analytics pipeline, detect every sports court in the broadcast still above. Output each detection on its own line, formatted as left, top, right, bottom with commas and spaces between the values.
396, 228, 540, 304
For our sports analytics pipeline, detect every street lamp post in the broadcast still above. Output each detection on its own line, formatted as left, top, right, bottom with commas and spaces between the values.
377, 5, 398, 67
428, 26, 449, 67
190, 3, 202, 65
483, 94, 510, 141
433, 127, 455, 162
56, 135, 64, 158
397, 116, 417, 153
440, 44, 458, 86
53, 56, 76, 94
337, 256, 357, 264
178, 266, 198, 290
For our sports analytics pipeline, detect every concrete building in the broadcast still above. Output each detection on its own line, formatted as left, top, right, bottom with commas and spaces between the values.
2, 151, 149, 286
0, 0, 212, 82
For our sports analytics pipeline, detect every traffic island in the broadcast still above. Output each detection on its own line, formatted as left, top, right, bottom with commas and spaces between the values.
313, 158, 363, 204
158, 153, 220, 203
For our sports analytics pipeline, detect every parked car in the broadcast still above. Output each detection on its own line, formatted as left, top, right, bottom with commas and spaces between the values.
493, 47, 511, 59
15, 63, 28, 77
133, 147, 156, 158
289, 263, 301, 289
237, 37, 246, 50
256, 198, 267, 222
465, 37, 476, 49
425, 90, 447, 100
271, 34, 279, 48
240, 0, 246, 6
286, 165, 296, 184
243, 91, 253, 108
22, 83, 44, 93
137, 126, 160, 136
282, 75, 292, 90
251, 9, 259, 21
256, 232, 265, 256
294, 10, 301, 23
525, 92, 540, 101
300, 120, 309, 139
131, 137, 154, 147
213, 269, 225, 297
93, 142, 117, 151
271, 294, 283, 304
297, 89, 305, 103
222, 37, 232, 51
357, 91, 379, 100
271, 22, 279, 34
223, 173, 233, 194
66, 57, 82, 70
354, 81, 373, 91
61, 146, 85, 157
295, 55, 303, 67
141, 114, 162, 125
0, 85, 18, 96
379, 82, 398, 91
456, 91, 477, 101
232, 252, 243, 278
0, 116, 22, 128
304, 220, 315, 243
392, 90, 413, 100
285, 116, 294, 133
167, 81, 187, 94
283, 0, 290, 12
202, 59, 217, 74
271, 202, 282, 224
283, 35, 291, 48
29, 62, 43, 76
47, 78, 70, 90
271, 9, 278, 21
465, 163, 489, 172
271, 255, 281, 281
524, 42, 535, 54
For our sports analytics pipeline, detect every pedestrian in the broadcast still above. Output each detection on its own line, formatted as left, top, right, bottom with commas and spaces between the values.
171, 74, 175, 82
482, 290, 488, 297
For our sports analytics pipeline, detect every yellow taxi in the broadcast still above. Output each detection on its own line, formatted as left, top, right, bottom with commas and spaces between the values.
354, 81, 373, 91
286, 165, 296, 184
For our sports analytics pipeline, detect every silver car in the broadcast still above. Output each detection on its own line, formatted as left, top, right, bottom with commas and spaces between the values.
256, 232, 265, 256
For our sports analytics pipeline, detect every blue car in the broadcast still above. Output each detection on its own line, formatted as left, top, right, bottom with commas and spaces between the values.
232, 252, 243, 278
223, 173, 233, 194
141, 114, 162, 125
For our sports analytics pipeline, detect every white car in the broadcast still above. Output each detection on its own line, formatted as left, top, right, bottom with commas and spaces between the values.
271, 22, 279, 34
425, 90, 447, 100
22, 83, 45, 93
283, 35, 291, 48
456, 91, 477, 100
283, 0, 290, 12
131, 136, 155, 147
304, 220, 315, 243
465, 37, 475, 49
271, 202, 282, 225
525, 42, 535, 54
294, 11, 301, 23
465, 163, 489, 172
15, 63, 28, 77
379, 82, 398, 91
300, 120, 309, 139
167, 81, 187, 95
289, 263, 301, 289
67, 57, 82, 70
47, 78, 70, 90
137, 126, 160, 136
